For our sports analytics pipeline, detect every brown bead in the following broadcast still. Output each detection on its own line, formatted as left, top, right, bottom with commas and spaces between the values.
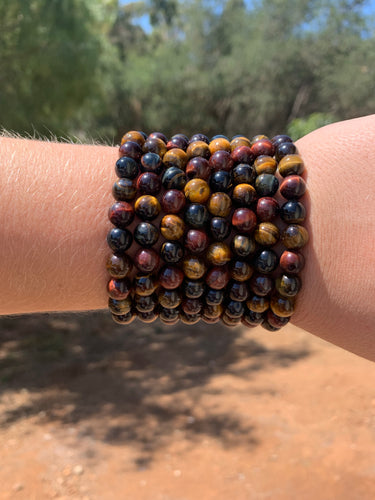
256, 197, 279, 222
107, 278, 132, 300
202, 315, 221, 324
138, 310, 158, 323
275, 274, 301, 297
206, 243, 232, 266
184, 178, 211, 203
142, 137, 167, 157
250, 134, 269, 146
205, 266, 230, 290
160, 215, 185, 240
134, 275, 158, 296
159, 266, 184, 289
186, 140, 211, 160
158, 288, 182, 308
278, 154, 304, 177
231, 260, 253, 281
134, 195, 161, 220
112, 178, 137, 201
161, 190, 186, 214
232, 184, 257, 207
231, 208, 257, 234
251, 138, 275, 157
231, 146, 255, 165
135, 293, 157, 313
186, 157, 211, 180
121, 130, 145, 146
247, 295, 269, 313
179, 312, 201, 325
108, 201, 135, 228
185, 229, 209, 254
182, 298, 203, 315
254, 222, 280, 246
266, 310, 290, 329
183, 256, 207, 280
281, 224, 309, 249
209, 138, 231, 154
208, 192, 232, 217
270, 294, 295, 317
108, 297, 132, 315
254, 155, 277, 175
249, 274, 274, 296
231, 234, 256, 258
279, 250, 305, 274
280, 175, 306, 199
230, 136, 251, 150
163, 148, 188, 170
203, 303, 223, 319
221, 314, 241, 327
134, 248, 160, 273
229, 281, 249, 301
112, 311, 136, 325
106, 253, 133, 278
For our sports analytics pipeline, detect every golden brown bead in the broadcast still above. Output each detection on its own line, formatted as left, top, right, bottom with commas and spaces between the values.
254, 155, 277, 175
232, 184, 257, 207
158, 288, 182, 308
106, 253, 133, 278
247, 295, 269, 313
203, 303, 224, 319
270, 294, 296, 317
142, 137, 167, 157
206, 243, 232, 266
254, 222, 280, 246
160, 215, 185, 240
121, 130, 145, 146
231, 260, 253, 281
183, 256, 207, 280
134, 195, 161, 220
230, 136, 251, 150
108, 297, 132, 315
278, 154, 305, 177
281, 224, 309, 249
163, 148, 188, 170
186, 140, 211, 160
209, 138, 231, 154
184, 178, 211, 203
208, 192, 232, 217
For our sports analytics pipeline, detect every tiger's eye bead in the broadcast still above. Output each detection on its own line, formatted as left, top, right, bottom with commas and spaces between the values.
160, 241, 184, 263
183, 279, 205, 299
111, 310, 136, 325
108, 201, 135, 228
121, 130, 146, 147
183, 256, 207, 280
230, 136, 251, 150
106, 253, 133, 278
253, 249, 278, 274
182, 298, 203, 315
179, 312, 201, 325
158, 288, 182, 308
275, 143, 297, 163
134, 274, 158, 296
266, 310, 290, 329
163, 148, 188, 170
119, 140, 142, 160
190, 133, 209, 144
142, 137, 167, 157
185, 203, 209, 228
249, 274, 274, 296
205, 266, 230, 290
108, 297, 132, 315
256, 197, 279, 222
231, 146, 255, 165
250, 134, 269, 145
135, 293, 158, 313
232, 164, 256, 185
159, 265, 184, 289
229, 281, 249, 302
134, 222, 159, 247
270, 294, 295, 317
203, 303, 223, 319
231, 208, 257, 234
134, 248, 160, 273
134, 195, 161, 220
210, 217, 231, 241
225, 300, 245, 319
261, 320, 281, 332
186, 140, 210, 160
209, 138, 231, 154
232, 184, 257, 207
247, 295, 269, 313
231, 260, 253, 281
107, 278, 132, 300
186, 157, 211, 181
254, 155, 277, 175
206, 288, 224, 305
279, 250, 305, 274
280, 200, 306, 223
209, 150, 234, 172
115, 156, 139, 179
208, 192, 232, 217
210, 170, 232, 192
212, 134, 229, 141
107, 228, 133, 253
167, 135, 188, 151
159, 306, 180, 323
112, 178, 137, 201
275, 274, 301, 297
162, 167, 186, 190
222, 314, 241, 327
281, 224, 309, 249
185, 229, 209, 253
137, 172, 162, 195
251, 138, 275, 157
280, 175, 306, 199
138, 310, 158, 323
184, 178, 211, 203
141, 152, 162, 173
241, 308, 264, 327
254, 222, 280, 246
231, 234, 256, 258
278, 154, 304, 177
206, 243, 231, 266
161, 189, 186, 214
160, 215, 185, 240
255, 174, 279, 197
271, 134, 293, 147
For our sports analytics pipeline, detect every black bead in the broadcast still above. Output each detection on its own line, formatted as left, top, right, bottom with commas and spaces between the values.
231, 234, 256, 258
162, 167, 186, 190
115, 156, 139, 179
253, 249, 278, 274
229, 281, 249, 302
280, 200, 306, 223
183, 279, 205, 299
242, 308, 264, 326
134, 222, 159, 247
271, 134, 293, 147
210, 217, 231, 241
255, 174, 279, 197
275, 142, 297, 161
206, 288, 224, 305
209, 170, 232, 192
137, 172, 161, 195
159, 306, 180, 322
184, 203, 210, 229
107, 227, 133, 253
261, 320, 281, 331
225, 300, 245, 319
160, 241, 184, 264
158, 288, 182, 309
249, 274, 274, 296
135, 294, 157, 313
232, 164, 256, 185
141, 152, 162, 173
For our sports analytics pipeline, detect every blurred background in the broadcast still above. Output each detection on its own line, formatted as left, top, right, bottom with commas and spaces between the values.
1, 1, 375, 499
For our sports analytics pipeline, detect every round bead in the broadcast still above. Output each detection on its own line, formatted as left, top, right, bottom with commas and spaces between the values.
231, 234, 256, 258
250, 138, 275, 157
161, 189, 186, 214
249, 274, 274, 296
135, 293, 158, 313
134, 195, 161, 220
253, 249, 278, 274
115, 156, 139, 179
159, 306, 179, 322
209, 170, 232, 192
278, 154, 304, 177
210, 217, 231, 241
107, 228, 133, 253
242, 308, 264, 327
230, 137, 251, 150
182, 298, 203, 315
189, 133, 209, 144
231, 208, 257, 234
183, 256, 206, 280
134, 222, 159, 247
111, 310, 136, 325
141, 152, 162, 173
275, 274, 301, 297
137, 172, 162, 195
254, 155, 277, 175
179, 312, 201, 325
183, 279, 205, 299
281, 224, 309, 249
158, 288, 182, 308
270, 294, 295, 317
184, 203, 209, 228
121, 130, 146, 147
229, 281, 249, 302
232, 163, 256, 185
184, 178, 211, 203
254, 222, 280, 246
134, 275, 158, 296
208, 192, 232, 217
108, 297, 132, 315
119, 140, 142, 160
211, 134, 229, 141
149, 131, 167, 143
205, 266, 230, 290
206, 243, 231, 266
185, 229, 209, 254
134, 247, 160, 273
167, 136, 188, 151
280, 200, 306, 223
160, 241, 184, 263
208, 137, 231, 154
142, 137, 167, 157
160, 215, 185, 240
275, 143, 297, 163
106, 253, 133, 279
162, 167, 186, 190
231, 146, 255, 165
279, 175, 306, 199
137, 310, 158, 323
206, 288, 224, 305
279, 250, 305, 274
186, 157, 211, 181
203, 303, 223, 319
186, 140, 210, 159
108, 201, 134, 228
266, 310, 290, 329
163, 148, 188, 170
271, 134, 293, 147
256, 197, 279, 222
225, 300, 245, 319
222, 314, 241, 327
112, 178, 137, 201
107, 278, 132, 300
261, 320, 281, 332
231, 260, 253, 281
232, 184, 257, 207
255, 174, 279, 197
159, 266, 184, 289
209, 150, 234, 172
247, 295, 269, 313
250, 134, 269, 145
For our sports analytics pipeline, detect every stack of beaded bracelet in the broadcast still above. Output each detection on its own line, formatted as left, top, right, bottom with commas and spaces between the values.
106, 130, 308, 331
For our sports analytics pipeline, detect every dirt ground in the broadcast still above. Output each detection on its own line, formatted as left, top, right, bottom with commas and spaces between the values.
0, 312, 374, 500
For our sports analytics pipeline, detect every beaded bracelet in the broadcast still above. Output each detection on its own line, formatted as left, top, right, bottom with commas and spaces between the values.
106, 130, 308, 331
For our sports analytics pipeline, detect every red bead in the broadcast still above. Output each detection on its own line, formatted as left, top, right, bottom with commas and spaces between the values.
137, 172, 162, 195
279, 250, 305, 274
186, 157, 211, 180
119, 140, 143, 160
159, 266, 184, 289
250, 139, 275, 157
230, 146, 255, 164
231, 208, 257, 234
107, 278, 132, 300
108, 201, 134, 228
256, 197, 279, 221
209, 150, 234, 172
205, 266, 230, 290
279, 175, 306, 199
185, 229, 209, 254
134, 248, 160, 273
161, 189, 186, 214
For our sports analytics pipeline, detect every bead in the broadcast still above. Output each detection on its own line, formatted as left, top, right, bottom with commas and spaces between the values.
158, 288, 182, 308
270, 294, 295, 317
247, 295, 269, 313
209, 137, 231, 154
250, 134, 269, 145
138, 310, 158, 323
255, 174, 279, 197
107, 228, 133, 253
231, 208, 257, 234
161, 189, 186, 214
121, 130, 146, 147
167, 136, 188, 151
210, 217, 231, 241
108, 296, 132, 315
208, 192, 232, 217
182, 298, 203, 315
183, 279, 205, 299
160, 241, 184, 264
183, 256, 206, 280
261, 320, 281, 331
205, 266, 230, 290
163, 148, 188, 170
229, 281, 249, 302
281, 224, 309, 249
225, 300, 245, 319
184, 203, 209, 228
209, 150, 234, 172
141, 152, 162, 173
184, 178, 211, 203
232, 163, 256, 184
230, 136, 251, 150
280, 200, 306, 223
254, 222, 280, 246
119, 140, 143, 160
159, 306, 180, 322
211, 134, 229, 141
231, 234, 256, 258
278, 154, 304, 177
266, 310, 290, 328
207, 243, 231, 266
254, 155, 277, 175
137, 171, 162, 195
275, 274, 302, 297
112, 178, 137, 201
186, 157, 211, 181
256, 197, 279, 221
250, 138, 275, 157
186, 140, 210, 159
209, 170, 232, 192
275, 143, 297, 162
203, 303, 223, 319
279, 250, 305, 274
159, 265, 184, 289
205, 288, 224, 305
241, 308, 264, 327
106, 253, 133, 279
271, 134, 293, 147
134, 247, 160, 273
107, 278, 132, 300
280, 175, 306, 199
253, 249, 278, 273
134, 195, 161, 220
142, 137, 167, 157
185, 229, 209, 253
190, 133, 209, 144
149, 131, 167, 143
115, 156, 139, 179
222, 314, 241, 327
111, 310, 136, 325
231, 146, 255, 165
135, 293, 158, 313
160, 215, 185, 240
231, 260, 253, 281
179, 312, 201, 325
108, 201, 135, 228
134, 274, 158, 296
232, 184, 257, 207
162, 167, 186, 190
249, 274, 274, 296
202, 315, 221, 324
134, 222, 159, 247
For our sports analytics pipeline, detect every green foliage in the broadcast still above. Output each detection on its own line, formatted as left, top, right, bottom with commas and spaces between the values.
287, 113, 336, 140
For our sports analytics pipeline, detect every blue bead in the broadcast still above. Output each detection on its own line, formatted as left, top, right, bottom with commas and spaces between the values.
115, 156, 139, 179
107, 227, 133, 253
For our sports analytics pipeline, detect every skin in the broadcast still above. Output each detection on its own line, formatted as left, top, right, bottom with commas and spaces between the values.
0, 114, 374, 360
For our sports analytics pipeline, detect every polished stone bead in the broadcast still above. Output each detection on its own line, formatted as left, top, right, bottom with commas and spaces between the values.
186, 140, 210, 160
230, 136, 251, 150
186, 157, 211, 181
149, 131, 168, 143
183, 256, 206, 280
184, 203, 210, 228
134, 247, 160, 273
232, 163, 256, 185
275, 274, 302, 297
134, 274, 158, 296
134, 222, 159, 247
203, 303, 223, 319
183, 279, 205, 299
141, 152, 162, 173
137, 172, 161, 195
231, 234, 256, 258
275, 142, 297, 162
205, 266, 230, 290
167, 135, 188, 151
179, 312, 201, 325
270, 294, 295, 317
254, 155, 277, 175
159, 265, 184, 289
112, 178, 137, 201
278, 154, 304, 177
250, 138, 275, 157
112, 310, 136, 325
108, 201, 135, 228
189, 133, 209, 144
231, 260, 253, 281
160, 215, 185, 240
159, 306, 180, 322
160, 241, 184, 263
158, 288, 182, 308
249, 274, 274, 296
225, 300, 245, 319
210, 217, 231, 241
208, 192, 232, 217
229, 281, 249, 302
142, 137, 167, 157
266, 310, 290, 328
247, 294, 269, 313
261, 320, 281, 331
253, 249, 278, 274
212, 134, 229, 141
121, 130, 146, 147
255, 174, 279, 197
209, 170, 232, 192
241, 308, 264, 327
108, 296, 132, 315
162, 167, 186, 190
207, 243, 231, 266
281, 224, 309, 249
107, 228, 133, 253
119, 140, 143, 160
271, 134, 293, 147
280, 200, 306, 223
280, 175, 306, 199
134, 195, 161, 220
184, 178, 211, 203
163, 148, 188, 170
137, 309, 158, 323
202, 315, 221, 324
205, 288, 224, 305
279, 250, 305, 274
209, 150, 234, 172
250, 134, 269, 145
185, 229, 209, 253
254, 222, 280, 246
209, 137, 231, 154
231, 208, 257, 234
115, 156, 139, 179
231, 146, 255, 165
182, 298, 203, 315
256, 197, 279, 222
106, 253, 133, 279
232, 184, 257, 207
161, 189, 186, 214
107, 277, 132, 300
222, 314, 242, 327
135, 293, 158, 313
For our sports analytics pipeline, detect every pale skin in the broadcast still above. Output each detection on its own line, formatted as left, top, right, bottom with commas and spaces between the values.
0, 114, 374, 361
